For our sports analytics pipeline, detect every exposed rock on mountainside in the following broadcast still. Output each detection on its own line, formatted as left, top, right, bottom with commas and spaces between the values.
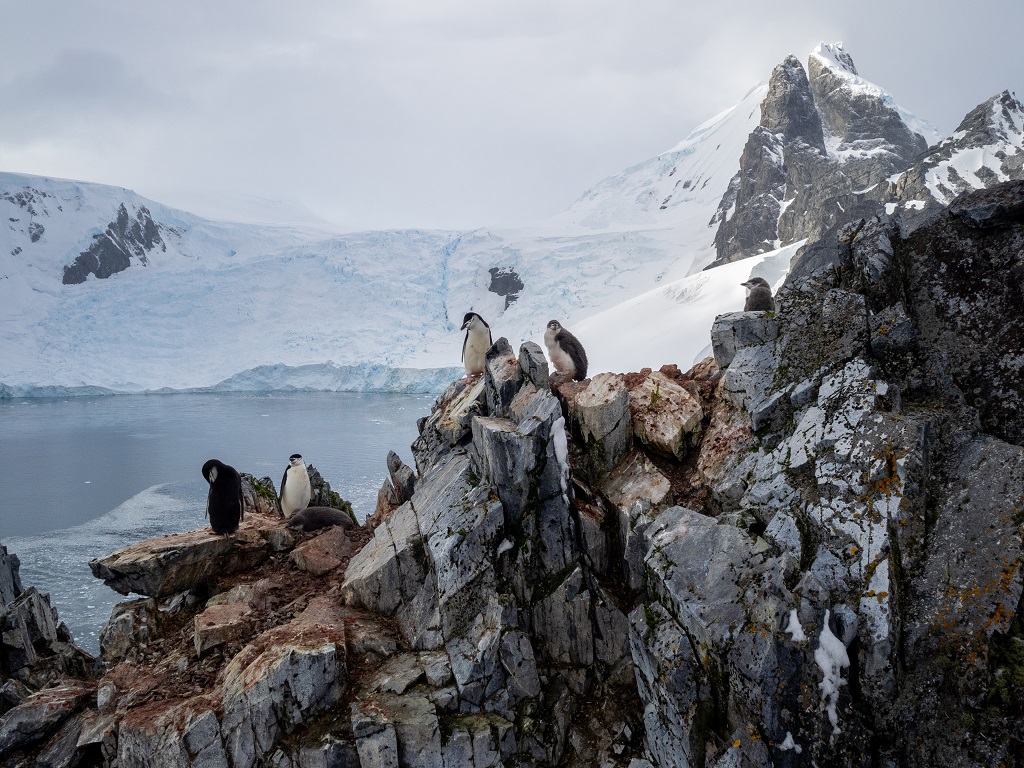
712, 44, 932, 266
888, 90, 1024, 230
712, 43, 1024, 269
62, 204, 168, 284
2, 183, 1023, 767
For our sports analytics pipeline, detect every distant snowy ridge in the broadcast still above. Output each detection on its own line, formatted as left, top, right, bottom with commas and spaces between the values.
3, 44, 1023, 396
0, 362, 462, 398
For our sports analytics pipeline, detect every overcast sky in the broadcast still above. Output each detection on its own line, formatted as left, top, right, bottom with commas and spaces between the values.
2, 1, 1021, 231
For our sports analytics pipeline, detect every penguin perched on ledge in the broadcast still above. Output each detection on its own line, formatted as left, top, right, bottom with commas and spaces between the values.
461, 312, 492, 379
742, 277, 776, 312
544, 319, 588, 381
279, 454, 312, 519
201, 459, 243, 535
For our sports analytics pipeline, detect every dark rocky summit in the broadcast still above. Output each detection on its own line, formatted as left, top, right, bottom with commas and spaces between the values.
3, 183, 1024, 766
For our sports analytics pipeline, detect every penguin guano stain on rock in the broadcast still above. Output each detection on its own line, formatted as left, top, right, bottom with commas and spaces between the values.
3, 182, 1024, 767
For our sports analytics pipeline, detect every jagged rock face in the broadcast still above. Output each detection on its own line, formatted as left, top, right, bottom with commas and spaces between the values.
896, 181, 1024, 443
807, 45, 928, 186
701, 181, 1024, 766
62, 203, 166, 284
712, 44, 933, 267
760, 55, 826, 149
886, 90, 1024, 229
0, 545, 22, 608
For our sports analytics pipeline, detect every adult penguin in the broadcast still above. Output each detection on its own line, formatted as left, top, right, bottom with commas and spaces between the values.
280, 453, 312, 519
544, 319, 588, 381
461, 312, 492, 378
201, 459, 244, 535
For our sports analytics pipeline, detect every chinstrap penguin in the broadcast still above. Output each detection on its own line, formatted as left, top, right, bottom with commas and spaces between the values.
742, 277, 775, 312
286, 506, 356, 532
279, 453, 312, 519
201, 459, 244, 535
461, 312, 493, 378
544, 319, 588, 381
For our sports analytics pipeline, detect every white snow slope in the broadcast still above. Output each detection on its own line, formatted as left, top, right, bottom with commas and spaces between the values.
0, 44, 960, 396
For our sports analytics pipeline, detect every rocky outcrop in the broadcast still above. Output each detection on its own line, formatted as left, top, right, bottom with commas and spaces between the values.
62, 204, 166, 285
4, 184, 1024, 767
0, 544, 98, 766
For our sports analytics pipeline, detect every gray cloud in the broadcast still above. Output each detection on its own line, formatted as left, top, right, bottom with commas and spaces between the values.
0, 1, 1020, 230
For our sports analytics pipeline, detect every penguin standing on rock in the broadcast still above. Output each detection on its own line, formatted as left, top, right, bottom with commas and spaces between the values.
279, 454, 311, 519
742, 277, 776, 312
544, 319, 588, 381
201, 459, 244, 536
461, 312, 492, 379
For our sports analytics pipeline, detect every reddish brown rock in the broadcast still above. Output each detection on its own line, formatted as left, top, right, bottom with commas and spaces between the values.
289, 527, 359, 576
628, 371, 704, 460
193, 603, 253, 658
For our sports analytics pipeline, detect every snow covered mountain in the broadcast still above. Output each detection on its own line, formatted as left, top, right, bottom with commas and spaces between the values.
2, 43, 1021, 396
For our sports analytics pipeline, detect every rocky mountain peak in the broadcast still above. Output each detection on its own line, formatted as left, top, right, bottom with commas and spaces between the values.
809, 41, 858, 76
881, 90, 1024, 228
760, 54, 826, 150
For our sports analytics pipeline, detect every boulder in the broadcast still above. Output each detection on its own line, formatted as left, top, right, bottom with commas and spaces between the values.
193, 602, 253, 657
0, 544, 22, 608
89, 514, 283, 598
567, 373, 632, 481
0, 683, 92, 758
221, 597, 347, 768
628, 371, 704, 460
387, 450, 417, 504
289, 527, 358, 576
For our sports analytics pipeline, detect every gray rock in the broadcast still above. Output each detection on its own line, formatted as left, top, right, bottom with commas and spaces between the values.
0, 684, 91, 758
98, 598, 160, 665
0, 544, 22, 608
518, 341, 550, 390
711, 312, 779, 370
387, 450, 417, 504
412, 379, 486, 475
221, 597, 347, 768
36, 712, 84, 768
568, 373, 632, 481
483, 337, 521, 418
89, 520, 278, 598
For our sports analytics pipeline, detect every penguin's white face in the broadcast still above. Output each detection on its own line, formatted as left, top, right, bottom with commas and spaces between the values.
207, 466, 218, 483
547, 320, 561, 332
462, 313, 485, 332
289, 454, 304, 467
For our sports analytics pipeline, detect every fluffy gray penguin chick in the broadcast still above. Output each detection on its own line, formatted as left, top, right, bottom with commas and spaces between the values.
742, 276, 775, 312
544, 319, 588, 381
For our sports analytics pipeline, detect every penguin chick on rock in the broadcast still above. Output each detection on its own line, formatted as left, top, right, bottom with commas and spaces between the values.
279, 453, 311, 519
461, 312, 492, 378
544, 319, 588, 381
201, 459, 244, 535
741, 276, 775, 312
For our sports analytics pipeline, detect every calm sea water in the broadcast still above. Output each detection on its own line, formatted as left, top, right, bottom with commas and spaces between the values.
0, 392, 432, 652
